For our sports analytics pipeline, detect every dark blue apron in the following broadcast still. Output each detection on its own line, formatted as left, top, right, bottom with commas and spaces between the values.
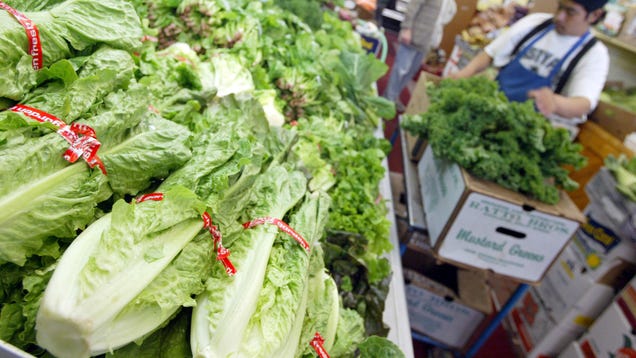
496, 24, 590, 103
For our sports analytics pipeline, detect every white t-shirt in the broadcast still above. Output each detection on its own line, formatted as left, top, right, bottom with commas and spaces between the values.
485, 13, 610, 138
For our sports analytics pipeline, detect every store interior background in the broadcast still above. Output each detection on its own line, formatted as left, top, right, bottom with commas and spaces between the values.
370, 0, 636, 356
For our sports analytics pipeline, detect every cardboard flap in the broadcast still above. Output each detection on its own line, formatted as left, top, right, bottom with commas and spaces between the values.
462, 171, 587, 224
457, 269, 493, 314
404, 268, 459, 301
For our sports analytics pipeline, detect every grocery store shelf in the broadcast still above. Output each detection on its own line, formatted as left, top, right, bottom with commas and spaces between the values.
399, 126, 427, 233
0, 340, 31, 358
379, 132, 416, 358
593, 29, 636, 54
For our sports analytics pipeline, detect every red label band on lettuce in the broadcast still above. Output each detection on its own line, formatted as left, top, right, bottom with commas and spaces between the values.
0, 1, 43, 70
136, 192, 165, 203
202, 212, 236, 276
310, 332, 331, 358
9, 104, 106, 174
242, 216, 310, 252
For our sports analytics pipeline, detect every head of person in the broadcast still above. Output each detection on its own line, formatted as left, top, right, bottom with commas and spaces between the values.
554, 0, 607, 36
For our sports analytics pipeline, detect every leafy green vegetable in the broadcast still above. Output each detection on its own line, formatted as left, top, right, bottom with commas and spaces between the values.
0, 257, 55, 356
2, 2, 402, 356
273, 0, 325, 30
358, 335, 406, 358
36, 186, 209, 358
605, 154, 636, 201
106, 308, 192, 358
190, 163, 307, 357
0, 86, 192, 266
236, 191, 331, 357
600, 87, 636, 112
401, 76, 587, 204
0, 0, 142, 100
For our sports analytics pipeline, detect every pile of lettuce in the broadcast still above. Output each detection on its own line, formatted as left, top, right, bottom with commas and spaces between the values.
0, 0, 403, 357
0, 0, 142, 102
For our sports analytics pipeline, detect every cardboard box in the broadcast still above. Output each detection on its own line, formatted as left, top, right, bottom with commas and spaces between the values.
590, 100, 636, 142
568, 120, 635, 211
534, 238, 636, 323
559, 342, 585, 358
576, 275, 636, 358
585, 168, 636, 242
577, 301, 636, 358
404, 266, 492, 349
417, 144, 586, 283
509, 288, 558, 355
509, 284, 614, 358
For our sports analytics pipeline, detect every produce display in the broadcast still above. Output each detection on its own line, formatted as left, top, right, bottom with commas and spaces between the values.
401, 76, 587, 205
605, 154, 636, 202
600, 86, 636, 113
460, 3, 528, 47
0, 0, 402, 357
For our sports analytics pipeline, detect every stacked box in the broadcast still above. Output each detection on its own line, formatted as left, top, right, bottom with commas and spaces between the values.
417, 145, 585, 284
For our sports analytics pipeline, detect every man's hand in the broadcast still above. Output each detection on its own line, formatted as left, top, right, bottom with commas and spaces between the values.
528, 87, 557, 116
398, 28, 412, 45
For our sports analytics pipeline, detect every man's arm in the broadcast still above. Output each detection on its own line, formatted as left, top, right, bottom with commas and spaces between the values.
447, 51, 493, 78
528, 87, 591, 118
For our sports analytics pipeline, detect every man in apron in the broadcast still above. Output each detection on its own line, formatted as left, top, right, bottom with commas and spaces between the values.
449, 0, 610, 139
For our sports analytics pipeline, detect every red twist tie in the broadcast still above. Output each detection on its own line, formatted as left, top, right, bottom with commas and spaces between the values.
141, 35, 158, 43
202, 212, 212, 229
0, 2, 43, 70
148, 105, 160, 114
216, 244, 236, 275
310, 332, 330, 358
243, 217, 310, 252
202, 212, 236, 276
65, 124, 105, 174
69, 123, 97, 138
10, 105, 106, 174
10, 104, 66, 129
136, 192, 164, 203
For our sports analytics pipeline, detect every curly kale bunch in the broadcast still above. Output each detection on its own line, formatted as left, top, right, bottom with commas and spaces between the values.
401, 76, 587, 204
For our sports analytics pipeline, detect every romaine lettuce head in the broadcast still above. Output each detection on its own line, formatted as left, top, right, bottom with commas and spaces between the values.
36, 186, 208, 358
0, 85, 192, 266
0, 0, 142, 100
236, 191, 331, 358
190, 163, 307, 358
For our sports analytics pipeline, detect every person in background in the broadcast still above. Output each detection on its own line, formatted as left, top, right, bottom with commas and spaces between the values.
382, 0, 446, 111
449, 0, 610, 139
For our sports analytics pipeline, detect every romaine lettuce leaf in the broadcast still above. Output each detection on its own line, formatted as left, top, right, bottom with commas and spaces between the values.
190, 163, 307, 358
0, 86, 192, 266
36, 186, 208, 357
0, 0, 143, 100
237, 191, 331, 358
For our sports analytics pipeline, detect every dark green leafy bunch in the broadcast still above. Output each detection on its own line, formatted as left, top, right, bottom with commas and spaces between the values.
401, 76, 587, 204
273, 0, 325, 30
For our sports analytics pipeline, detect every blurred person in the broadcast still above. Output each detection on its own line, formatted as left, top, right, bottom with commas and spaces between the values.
383, 0, 452, 111
450, 0, 610, 138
